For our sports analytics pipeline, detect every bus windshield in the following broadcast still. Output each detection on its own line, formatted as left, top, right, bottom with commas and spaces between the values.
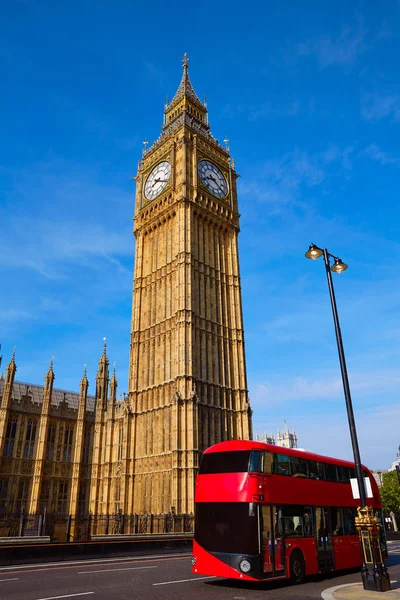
199, 450, 272, 474
195, 502, 259, 554
199, 450, 251, 474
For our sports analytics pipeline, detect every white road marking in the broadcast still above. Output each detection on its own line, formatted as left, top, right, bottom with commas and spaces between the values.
79, 565, 157, 574
153, 576, 216, 586
0, 552, 190, 572
36, 594, 94, 600
0, 577, 19, 582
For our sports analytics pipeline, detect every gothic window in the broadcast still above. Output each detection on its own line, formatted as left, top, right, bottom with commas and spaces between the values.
82, 428, 91, 464
39, 479, 51, 512
3, 417, 17, 458
23, 419, 37, 459
118, 425, 123, 461
45, 423, 57, 460
57, 481, 69, 514
0, 479, 8, 514
78, 483, 87, 517
62, 425, 74, 462
16, 479, 29, 512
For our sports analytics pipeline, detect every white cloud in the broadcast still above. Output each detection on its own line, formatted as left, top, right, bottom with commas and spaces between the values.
361, 93, 400, 121
364, 143, 400, 165
298, 21, 368, 68
250, 369, 400, 409
253, 403, 400, 470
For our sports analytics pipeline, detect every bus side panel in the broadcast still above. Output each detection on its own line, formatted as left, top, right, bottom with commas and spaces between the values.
333, 536, 361, 571
196, 473, 257, 502
286, 539, 319, 576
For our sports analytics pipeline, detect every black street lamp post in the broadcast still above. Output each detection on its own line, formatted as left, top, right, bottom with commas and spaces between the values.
305, 243, 391, 593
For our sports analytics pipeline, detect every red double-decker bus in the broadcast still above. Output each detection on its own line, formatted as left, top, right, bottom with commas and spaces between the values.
192, 440, 387, 583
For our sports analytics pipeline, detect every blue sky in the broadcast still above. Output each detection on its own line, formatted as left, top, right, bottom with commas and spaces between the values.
1, 0, 399, 469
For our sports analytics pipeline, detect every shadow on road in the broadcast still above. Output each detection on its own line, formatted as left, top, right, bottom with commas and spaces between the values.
204, 569, 361, 592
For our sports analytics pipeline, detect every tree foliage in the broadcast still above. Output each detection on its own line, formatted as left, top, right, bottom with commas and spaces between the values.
380, 470, 400, 515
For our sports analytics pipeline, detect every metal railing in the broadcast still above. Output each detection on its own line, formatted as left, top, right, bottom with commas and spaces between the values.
0, 509, 194, 542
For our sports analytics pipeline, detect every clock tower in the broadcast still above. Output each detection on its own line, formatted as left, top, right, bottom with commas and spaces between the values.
128, 55, 252, 515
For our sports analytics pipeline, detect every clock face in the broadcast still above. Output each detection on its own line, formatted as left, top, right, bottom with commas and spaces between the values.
198, 160, 228, 199
144, 161, 171, 201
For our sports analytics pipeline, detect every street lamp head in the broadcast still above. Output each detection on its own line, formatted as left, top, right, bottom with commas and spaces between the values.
305, 244, 323, 260
331, 258, 348, 274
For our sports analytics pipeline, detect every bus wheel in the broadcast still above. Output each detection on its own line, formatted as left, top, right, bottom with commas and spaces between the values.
289, 550, 305, 584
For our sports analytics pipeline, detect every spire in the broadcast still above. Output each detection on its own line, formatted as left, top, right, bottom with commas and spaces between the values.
5, 348, 16, 385
96, 337, 109, 409
110, 362, 117, 386
46, 356, 54, 376
45, 355, 55, 390
163, 54, 208, 131
168, 53, 203, 106
80, 364, 88, 390
78, 363, 89, 418
110, 362, 118, 405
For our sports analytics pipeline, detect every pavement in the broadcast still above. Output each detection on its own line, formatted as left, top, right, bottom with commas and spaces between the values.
322, 580, 400, 600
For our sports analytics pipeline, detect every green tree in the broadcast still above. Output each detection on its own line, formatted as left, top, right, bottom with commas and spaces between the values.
380, 470, 400, 516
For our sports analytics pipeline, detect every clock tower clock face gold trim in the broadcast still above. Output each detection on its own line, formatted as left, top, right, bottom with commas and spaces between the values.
144, 161, 171, 201
198, 160, 228, 199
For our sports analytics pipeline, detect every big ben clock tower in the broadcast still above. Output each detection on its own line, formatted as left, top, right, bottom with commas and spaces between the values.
128, 55, 252, 515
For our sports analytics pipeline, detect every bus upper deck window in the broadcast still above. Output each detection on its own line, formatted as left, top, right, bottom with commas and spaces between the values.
249, 451, 262, 472
249, 451, 273, 473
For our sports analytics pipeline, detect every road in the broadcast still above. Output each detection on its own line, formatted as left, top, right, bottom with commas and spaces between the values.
0, 542, 399, 600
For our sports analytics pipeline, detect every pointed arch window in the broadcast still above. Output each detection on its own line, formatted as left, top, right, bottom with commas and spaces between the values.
57, 481, 69, 514
118, 424, 123, 461
82, 428, 91, 464
62, 425, 74, 462
16, 479, 29, 512
0, 479, 8, 514
46, 423, 57, 460
3, 417, 17, 457
24, 419, 37, 459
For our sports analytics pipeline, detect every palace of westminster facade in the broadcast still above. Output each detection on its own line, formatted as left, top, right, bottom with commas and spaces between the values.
0, 57, 297, 526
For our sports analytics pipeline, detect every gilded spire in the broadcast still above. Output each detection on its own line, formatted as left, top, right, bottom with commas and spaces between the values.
81, 363, 88, 386
7, 346, 17, 372
167, 53, 204, 109
48, 355, 54, 374
110, 362, 117, 388
99, 337, 109, 367
6, 348, 17, 383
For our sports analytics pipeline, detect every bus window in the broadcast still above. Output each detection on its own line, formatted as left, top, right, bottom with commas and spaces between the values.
282, 505, 313, 537
308, 460, 319, 479
330, 507, 344, 535
325, 463, 338, 482
275, 454, 291, 476
317, 462, 326, 479
249, 451, 262, 472
249, 451, 273, 473
199, 451, 251, 474
342, 507, 357, 535
337, 466, 351, 483
292, 457, 308, 478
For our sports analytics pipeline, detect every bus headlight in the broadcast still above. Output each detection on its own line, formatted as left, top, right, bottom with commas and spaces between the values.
239, 559, 251, 573
191, 556, 197, 566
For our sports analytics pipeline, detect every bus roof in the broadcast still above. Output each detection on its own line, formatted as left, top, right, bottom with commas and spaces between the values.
203, 439, 370, 472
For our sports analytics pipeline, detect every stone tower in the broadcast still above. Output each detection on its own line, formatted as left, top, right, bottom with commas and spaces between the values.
128, 55, 252, 514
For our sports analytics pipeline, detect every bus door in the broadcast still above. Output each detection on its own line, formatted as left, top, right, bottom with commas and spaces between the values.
315, 507, 335, 572
261, 506, 286, 578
